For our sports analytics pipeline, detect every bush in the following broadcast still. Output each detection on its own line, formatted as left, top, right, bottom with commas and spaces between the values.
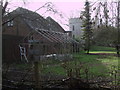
93, 25, 119, 47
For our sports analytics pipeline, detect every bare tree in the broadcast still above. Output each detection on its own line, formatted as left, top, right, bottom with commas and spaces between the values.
1, 0, 8, 16
2, 1, 64, 26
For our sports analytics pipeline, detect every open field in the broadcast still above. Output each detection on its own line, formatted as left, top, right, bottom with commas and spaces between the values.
34, 46, 118, 80
3, 46, 119, 89
6, 46, 118, 78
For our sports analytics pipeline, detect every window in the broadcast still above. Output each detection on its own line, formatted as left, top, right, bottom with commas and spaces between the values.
72, 25, 74, 31
29, 44, 33, 49
11, 21, 13, 26
7, 19, 14, 27
7, 21, 11, 26
73, 35, 75, 39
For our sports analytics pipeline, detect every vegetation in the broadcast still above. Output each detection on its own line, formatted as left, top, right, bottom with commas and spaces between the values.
2, 0, 120, 89
81, 1, 93, 54
92, 25, 120, 57
3, 46, 119, 89
90, 46, 116, 51
93, 25, 119, 47
9, 46, 118, 78
38, 46, 118, 79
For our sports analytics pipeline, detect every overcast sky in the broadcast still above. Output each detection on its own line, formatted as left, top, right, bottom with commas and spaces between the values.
6, 0, 88, 30
7, 1, 86, 18
6, 0, 116, 30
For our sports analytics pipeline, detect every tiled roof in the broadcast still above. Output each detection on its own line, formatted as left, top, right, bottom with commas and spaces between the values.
46, 17, 65, 33
25, 18, 76, 43
10, 7, 65, 32
7, 7, 78, 43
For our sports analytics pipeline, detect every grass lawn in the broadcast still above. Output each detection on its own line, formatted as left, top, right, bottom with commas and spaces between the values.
90, 51, 116, 53
90, 46, 118, 71
90, 46, 116, 51
41, 46, 118, 79
10, 46, 118, 80
90, 46, 116, 53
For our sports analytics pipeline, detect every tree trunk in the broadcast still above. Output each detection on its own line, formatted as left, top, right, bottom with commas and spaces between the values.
34, 61, 40, 89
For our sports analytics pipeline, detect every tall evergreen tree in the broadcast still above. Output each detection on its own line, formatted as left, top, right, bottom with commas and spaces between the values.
117, 1, 120, 57
82, 0, 92, 54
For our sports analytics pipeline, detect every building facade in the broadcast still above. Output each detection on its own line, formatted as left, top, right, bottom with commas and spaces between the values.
2, 7, 79, 63
69, 18, 83, 40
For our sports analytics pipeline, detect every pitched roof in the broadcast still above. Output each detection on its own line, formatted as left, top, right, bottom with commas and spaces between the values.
5, 7, 78, 43
8, 7, 65, 32
13, 7, 50, 30
24, 19, 76, 43
46, 17, 65, 33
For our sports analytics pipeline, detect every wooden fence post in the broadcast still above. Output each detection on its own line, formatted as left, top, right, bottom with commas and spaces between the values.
34, 61, 40, 89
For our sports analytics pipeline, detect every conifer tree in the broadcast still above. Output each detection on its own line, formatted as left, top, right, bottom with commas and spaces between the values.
82, 0, 92, 54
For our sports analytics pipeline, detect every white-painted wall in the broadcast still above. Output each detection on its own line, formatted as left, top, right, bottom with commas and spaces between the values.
69, 18, 83, 40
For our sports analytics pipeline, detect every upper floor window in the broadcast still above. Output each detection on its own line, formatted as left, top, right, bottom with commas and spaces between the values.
73, 35, 75, 39
7, 19, 14, 27
72, 25, 74, 31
